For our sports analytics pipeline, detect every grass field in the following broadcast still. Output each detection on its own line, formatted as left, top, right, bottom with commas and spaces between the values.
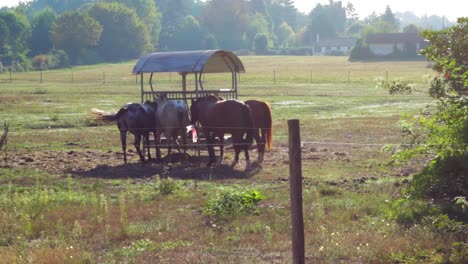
1, 56, 464, 263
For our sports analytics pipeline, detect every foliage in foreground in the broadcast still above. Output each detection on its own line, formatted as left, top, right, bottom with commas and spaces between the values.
385, 18, 468, 221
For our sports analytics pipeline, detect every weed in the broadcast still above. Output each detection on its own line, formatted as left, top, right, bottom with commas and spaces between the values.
203, 188, 265, 219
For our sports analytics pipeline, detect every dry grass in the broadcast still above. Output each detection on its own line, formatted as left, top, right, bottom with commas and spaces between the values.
0, 57, 463, 263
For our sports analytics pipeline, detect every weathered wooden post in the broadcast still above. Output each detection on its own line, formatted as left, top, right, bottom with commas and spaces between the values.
288, 119, 305, 264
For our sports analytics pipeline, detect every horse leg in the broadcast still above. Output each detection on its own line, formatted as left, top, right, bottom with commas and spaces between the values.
230, 133, 241, 168
154, 130, 162, 161
134, 133, 145, 163
206, 131, 216, 166
144, 132, 152, 161
181, 128, 188, 163
254, 129, 266, 164
120, 130, 128, 164
216, 132, 224, 164
244, 139, 251, 170
166, 132, 173, 163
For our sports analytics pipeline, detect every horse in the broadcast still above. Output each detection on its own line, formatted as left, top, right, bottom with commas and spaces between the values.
154, 93, 190, 162
245, 100, 273, 163
190, 95, 254, 169
90, 101, 158, 163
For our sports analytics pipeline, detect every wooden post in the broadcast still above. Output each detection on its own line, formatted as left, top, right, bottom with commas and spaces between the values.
40, 69, 43, 83
102, 71, 106, 84
273, 70, 276, 84
288, 119, 305, 264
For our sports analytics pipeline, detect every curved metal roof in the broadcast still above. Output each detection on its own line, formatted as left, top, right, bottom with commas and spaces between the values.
132, 49, 245, 74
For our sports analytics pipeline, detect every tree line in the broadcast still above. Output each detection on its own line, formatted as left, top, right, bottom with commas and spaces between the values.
0, 0, 453, 70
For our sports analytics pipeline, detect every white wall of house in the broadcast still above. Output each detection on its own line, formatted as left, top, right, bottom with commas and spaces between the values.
369, 43, 404, 56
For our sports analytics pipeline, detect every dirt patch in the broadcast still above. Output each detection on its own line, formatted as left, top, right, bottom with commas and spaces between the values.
2, 143, 419, 183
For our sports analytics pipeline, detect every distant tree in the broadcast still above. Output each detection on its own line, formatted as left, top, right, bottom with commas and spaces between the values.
157, 0, 190, 50
302, 1, 347, 45
403, 24, 421, 33
246, 13, 272, 49
28, 7, 56, 56
102, 0, 161, 49
49, 11, 102, 63
380, 5, 399, 31
268, 0, 298, 31
276, 21, 294, 47
0, 19, 9, 47
254, 33, 269, 54
87, 3, 151, 61
201, 0, 250, 50
0, 11, 31, 67
170, 15, 203, 50
28, 0, 92, 15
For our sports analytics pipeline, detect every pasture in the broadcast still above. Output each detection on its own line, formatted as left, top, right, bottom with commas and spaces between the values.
0, 56, 461, 263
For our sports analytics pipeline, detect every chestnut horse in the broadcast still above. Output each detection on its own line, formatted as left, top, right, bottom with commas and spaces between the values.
91, 101, 158, 163
245, 100, 273, 163
190, 95, 254, 169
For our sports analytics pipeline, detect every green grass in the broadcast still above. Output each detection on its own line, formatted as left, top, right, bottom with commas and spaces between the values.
0, 56, 463, 263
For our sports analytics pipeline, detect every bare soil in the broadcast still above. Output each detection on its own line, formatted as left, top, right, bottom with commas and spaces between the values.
3, 142, 419, 186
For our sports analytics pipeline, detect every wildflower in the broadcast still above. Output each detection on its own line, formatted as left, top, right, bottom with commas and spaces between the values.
444, 73, 451, 79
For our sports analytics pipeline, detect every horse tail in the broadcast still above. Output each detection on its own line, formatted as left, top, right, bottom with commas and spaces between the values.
262, 101, 273, 150
90, 108, 126, 123
243, 105, 254, 146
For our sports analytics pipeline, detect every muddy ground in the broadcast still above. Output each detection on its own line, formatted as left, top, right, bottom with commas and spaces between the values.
3, 142, 418, 188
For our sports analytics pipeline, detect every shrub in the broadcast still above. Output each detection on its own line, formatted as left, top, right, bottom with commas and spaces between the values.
203, 188, 265, 219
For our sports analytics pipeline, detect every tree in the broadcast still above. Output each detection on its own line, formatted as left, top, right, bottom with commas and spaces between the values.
169, 15, 203, 50
27, 0, 92, 15
28, 7, 56, 56
49, 11, 102, 63
254, 33, 269, 54
389, 18, 468, 210
0, 11, 31, 68
87, 3, 151, 62
380, 5, 399, 31
302, 1, 347, 45
201, 0, 250, 50
276, 21, 294, 47
102, 0, 161, 48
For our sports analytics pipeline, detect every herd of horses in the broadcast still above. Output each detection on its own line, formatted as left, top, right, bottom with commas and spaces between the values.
91, 94, 272, 170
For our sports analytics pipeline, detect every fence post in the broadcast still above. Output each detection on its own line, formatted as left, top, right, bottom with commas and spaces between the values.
102, 71, 106, 84
40, 69, 43, 83
273, 70, 276, 84
288, 119, 305, 264
9, 69, 12, 82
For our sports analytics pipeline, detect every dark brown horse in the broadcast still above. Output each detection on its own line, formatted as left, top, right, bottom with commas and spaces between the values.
245, 100, 273, 163
190, 95, 254, 169
91, 101, 158, 163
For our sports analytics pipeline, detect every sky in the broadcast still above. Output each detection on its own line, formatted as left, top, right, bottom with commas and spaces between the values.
1, 0, 465, 21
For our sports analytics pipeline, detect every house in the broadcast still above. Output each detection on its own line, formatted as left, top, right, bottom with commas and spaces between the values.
313, 37, 356, 55
366, 33, 427, 57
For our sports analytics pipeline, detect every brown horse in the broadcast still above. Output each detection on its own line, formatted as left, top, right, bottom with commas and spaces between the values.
190, 95, 254, 169
91, 101, 158, 163
245, 100, 273, 163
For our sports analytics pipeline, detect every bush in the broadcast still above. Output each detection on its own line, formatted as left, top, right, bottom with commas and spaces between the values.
386, 18, 468, 221
203, 188, 265, 219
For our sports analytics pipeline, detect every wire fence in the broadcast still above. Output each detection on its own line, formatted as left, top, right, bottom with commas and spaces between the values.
0, 68, 437, 86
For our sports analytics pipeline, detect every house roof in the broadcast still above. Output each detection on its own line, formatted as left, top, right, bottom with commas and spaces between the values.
366, 33, 425, 44
132, 49, 245, 74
